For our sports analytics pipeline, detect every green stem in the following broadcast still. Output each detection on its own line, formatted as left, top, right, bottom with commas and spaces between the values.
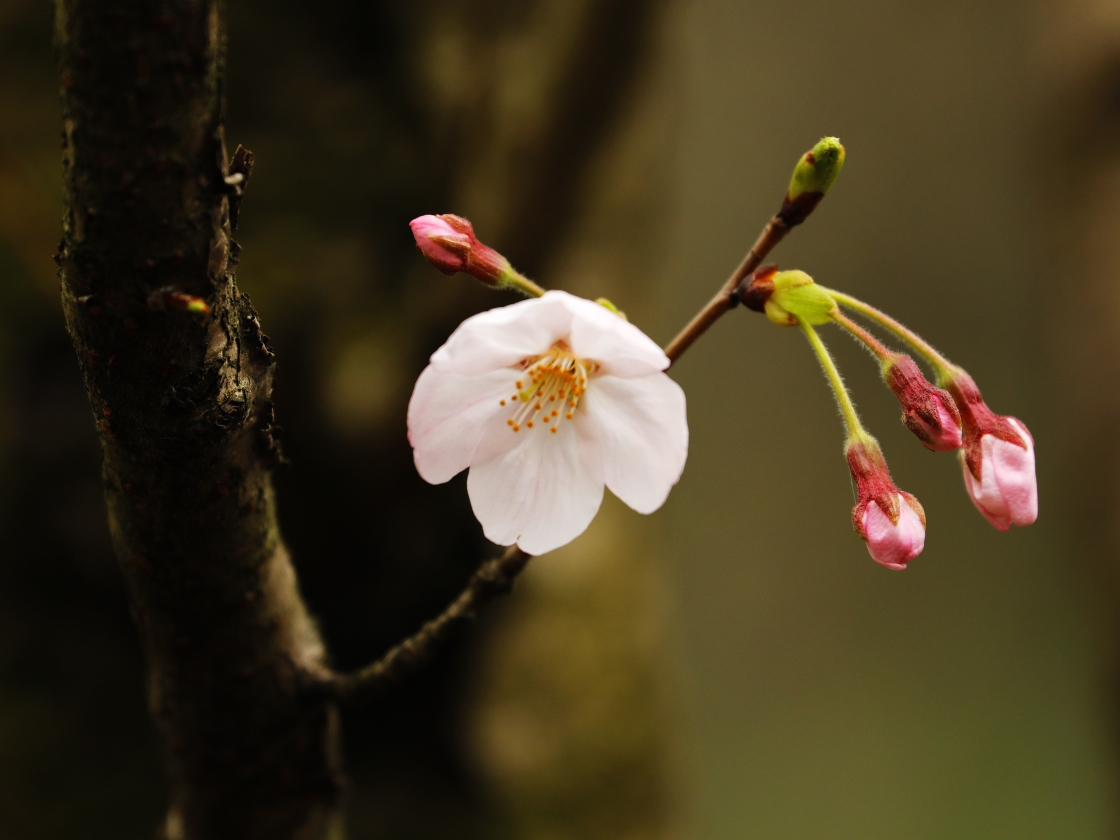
799, 318, 866, 438
830, 310, 894, 362
503, 269, 546, 298
825, 289, 956, 381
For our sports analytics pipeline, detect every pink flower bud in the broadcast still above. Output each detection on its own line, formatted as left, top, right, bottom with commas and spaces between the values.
409, 214, 511, 286
861, 492, 927, 570
884, 356, 963, 452
944, 371, 1037, 530
847, 437, 927, 570
410, 214, 470, 274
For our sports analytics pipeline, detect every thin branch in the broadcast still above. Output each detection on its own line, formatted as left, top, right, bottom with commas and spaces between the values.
334, 186, 810, 706
662, 215, 791, 364
331, 545, 530, 704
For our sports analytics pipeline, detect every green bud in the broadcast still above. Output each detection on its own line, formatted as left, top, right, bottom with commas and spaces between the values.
765, 270, 837, 326
779, 137, 845, 227
789, 137, 845, 200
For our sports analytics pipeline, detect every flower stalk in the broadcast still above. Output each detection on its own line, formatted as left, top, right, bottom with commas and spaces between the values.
825, 288, 955, 382
830, 310, 962, 452
799, 318, 864, 438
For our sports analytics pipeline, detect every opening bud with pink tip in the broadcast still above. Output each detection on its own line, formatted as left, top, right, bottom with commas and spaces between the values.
942, 369, 1037, 530
846, 434, 926, 570
410, 214, 512, 287
882, 355, 963, 452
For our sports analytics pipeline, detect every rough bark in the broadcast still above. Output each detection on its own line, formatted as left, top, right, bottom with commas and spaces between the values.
54, 1, 342, 837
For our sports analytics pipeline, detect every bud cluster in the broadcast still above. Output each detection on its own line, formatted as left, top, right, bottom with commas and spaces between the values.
742, 262, 1036, 569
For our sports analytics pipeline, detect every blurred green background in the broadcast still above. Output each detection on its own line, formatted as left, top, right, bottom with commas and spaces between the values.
0, 0, 1118, 837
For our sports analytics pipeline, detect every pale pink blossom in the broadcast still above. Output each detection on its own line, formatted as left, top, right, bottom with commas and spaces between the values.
407, 290, 688, 555
945, 370, 1038, 530
847, 436, 926, 570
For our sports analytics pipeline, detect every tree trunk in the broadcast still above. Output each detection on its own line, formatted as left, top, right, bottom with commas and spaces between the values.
54, 1, 343, 836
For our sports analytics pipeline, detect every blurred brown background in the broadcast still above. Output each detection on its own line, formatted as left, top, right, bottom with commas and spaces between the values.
0, 0, 1118, 837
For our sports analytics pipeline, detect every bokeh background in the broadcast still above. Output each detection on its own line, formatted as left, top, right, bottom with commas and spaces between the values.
1, 0, 1119, 837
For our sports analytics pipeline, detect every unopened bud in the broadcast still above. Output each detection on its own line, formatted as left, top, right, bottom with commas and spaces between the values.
883, 355, 963, 452
778, 137, 845, 227
409, 214, 512, 287
942, 369, 1037, 530
741, 266, 837, 326
847, 435, 926, 570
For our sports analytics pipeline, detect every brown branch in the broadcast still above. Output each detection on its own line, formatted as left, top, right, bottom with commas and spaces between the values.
54, 1, 340, 837
330, 545, 530, 705
662, 214, 791, 364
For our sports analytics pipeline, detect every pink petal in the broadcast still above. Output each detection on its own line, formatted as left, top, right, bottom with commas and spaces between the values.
410, 215, 469, 272
430, 292, 575, 376
407, 365, 516, 484
997, 419, 1038, 526
960, 453, 1011, 530
928, 399, 964, 451
580, 372, 688, 514
862, 495, 925, 569
466, 412, 604, 555
962, 423, 1037, 530
557, 292, 670, 378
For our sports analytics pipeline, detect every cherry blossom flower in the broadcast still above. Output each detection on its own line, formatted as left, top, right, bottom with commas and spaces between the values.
944, 370, 1038, 530
407, 290, 688, 555
847, 436, 926, 569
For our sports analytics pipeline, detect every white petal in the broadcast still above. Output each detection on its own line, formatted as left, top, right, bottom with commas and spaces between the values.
581, 372, 688, 514
467, 412, 604, 555
407, 365, 516, 484
555, 292, 670, 378
430, 292, 574, 375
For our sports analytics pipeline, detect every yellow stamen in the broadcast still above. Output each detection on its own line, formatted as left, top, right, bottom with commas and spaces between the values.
506, 343, 596, 433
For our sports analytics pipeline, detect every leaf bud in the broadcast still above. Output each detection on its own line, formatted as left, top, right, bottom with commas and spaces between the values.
778, 137, 845, 227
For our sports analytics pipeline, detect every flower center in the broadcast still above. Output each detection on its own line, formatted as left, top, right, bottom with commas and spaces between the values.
500, 343, 595, 433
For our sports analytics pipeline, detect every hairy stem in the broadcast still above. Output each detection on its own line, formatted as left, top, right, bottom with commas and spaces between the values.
800, 319, 865, 438
55, 1, 342, 837
830, 309, 895, 361
826, 289, 956, 380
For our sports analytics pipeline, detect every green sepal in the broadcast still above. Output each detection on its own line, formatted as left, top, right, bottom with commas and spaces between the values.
595, 297, 628, 320
766, 270, 837, 326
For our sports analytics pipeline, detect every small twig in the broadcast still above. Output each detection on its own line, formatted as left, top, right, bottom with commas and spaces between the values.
330, 545, 530, 704
662, 215, 790, 364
